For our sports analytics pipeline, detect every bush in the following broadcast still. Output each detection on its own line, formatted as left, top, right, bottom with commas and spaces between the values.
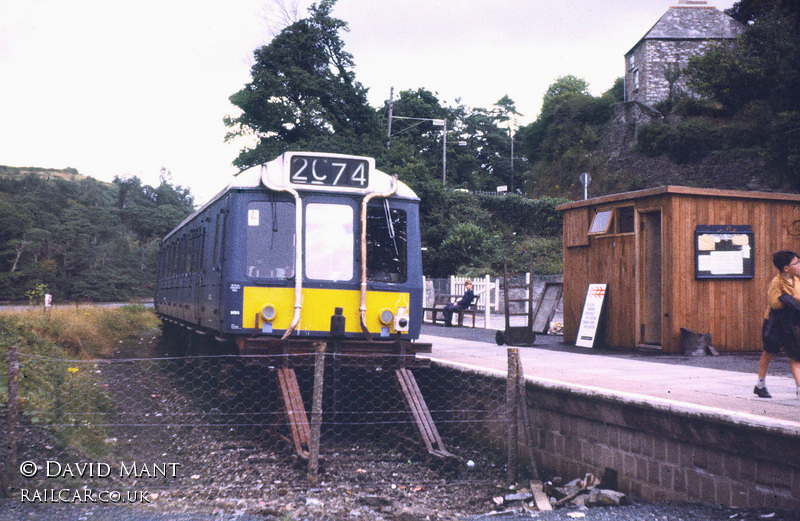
478, 194, 568, 237
636, 121, 675, 157
637, 119, 722, 163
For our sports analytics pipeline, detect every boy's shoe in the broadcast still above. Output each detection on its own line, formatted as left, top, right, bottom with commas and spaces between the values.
753, 386, 772, 398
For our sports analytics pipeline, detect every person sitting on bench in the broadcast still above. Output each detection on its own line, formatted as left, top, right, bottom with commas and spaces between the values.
443, 280, 475, 327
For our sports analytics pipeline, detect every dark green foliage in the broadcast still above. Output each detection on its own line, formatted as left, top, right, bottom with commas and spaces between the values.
225, 0, 381, 169
636, 120, 720, 163
478, 194, 569, 238
630, 5, 800, 185
0, 169, 194, 302
418, 189, 565, 278
518, 89, 616, 197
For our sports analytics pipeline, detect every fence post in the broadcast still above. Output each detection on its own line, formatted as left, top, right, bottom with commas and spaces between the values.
307, 342, 326, 483
506, 348, 519, 482
5, 345, 20, 496
525, 272, 531, 314
483, 274, 491, 329
494, 277, 500, 312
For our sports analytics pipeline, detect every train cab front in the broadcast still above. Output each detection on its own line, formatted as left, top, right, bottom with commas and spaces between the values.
224, 153, 429, 363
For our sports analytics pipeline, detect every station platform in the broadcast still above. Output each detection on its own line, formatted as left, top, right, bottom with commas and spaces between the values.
418, 323, 800, 432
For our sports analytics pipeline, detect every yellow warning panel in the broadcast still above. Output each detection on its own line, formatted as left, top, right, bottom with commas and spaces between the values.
242, 286, 409, 334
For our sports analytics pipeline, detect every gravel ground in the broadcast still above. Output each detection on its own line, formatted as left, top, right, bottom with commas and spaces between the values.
2, 328, 797, 520
1, 498, 796, 520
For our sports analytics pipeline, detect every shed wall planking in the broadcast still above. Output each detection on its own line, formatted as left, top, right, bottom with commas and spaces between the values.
559, 187, 800, 353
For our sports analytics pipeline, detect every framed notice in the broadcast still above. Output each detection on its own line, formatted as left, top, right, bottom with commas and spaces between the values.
576, 284, 607, 348
695, 225, 754, 279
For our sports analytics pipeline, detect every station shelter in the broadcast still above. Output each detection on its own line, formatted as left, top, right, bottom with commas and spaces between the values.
556, 186, 800, 353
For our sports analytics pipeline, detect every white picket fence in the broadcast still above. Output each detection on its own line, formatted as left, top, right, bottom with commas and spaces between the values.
422, 274, 501, 329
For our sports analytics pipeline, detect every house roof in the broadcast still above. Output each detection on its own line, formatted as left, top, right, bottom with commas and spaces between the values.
626, 1, 744, 55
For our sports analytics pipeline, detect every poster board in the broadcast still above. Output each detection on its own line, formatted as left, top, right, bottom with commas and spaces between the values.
576, 284, 607, 348
695, 225, 754, 279
531, 282, 564, 334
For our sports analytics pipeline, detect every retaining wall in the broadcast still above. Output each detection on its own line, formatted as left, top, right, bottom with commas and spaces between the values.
424, 363, 800, 511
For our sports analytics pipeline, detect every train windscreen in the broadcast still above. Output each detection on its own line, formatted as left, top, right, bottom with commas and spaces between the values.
306, 203, 354, 281
367, 202, 407, 283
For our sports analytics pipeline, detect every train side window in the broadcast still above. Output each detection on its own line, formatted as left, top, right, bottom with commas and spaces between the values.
246, 201, 296, 279
306, 203, 354, 282
367, 203, 407, 283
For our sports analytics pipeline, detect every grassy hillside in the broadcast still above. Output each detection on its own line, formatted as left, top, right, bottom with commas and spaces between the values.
0, 168, 194, 302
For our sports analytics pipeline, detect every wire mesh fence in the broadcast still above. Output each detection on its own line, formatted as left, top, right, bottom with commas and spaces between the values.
2, 346, 534, 514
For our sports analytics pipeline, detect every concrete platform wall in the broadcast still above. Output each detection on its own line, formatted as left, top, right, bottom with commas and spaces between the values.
424, 364, 800, 510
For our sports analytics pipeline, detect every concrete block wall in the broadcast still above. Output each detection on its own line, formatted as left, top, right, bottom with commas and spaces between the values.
424, 364, 800, 510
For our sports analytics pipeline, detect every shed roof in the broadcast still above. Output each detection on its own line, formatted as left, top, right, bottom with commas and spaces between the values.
555, 186, 800, 212
626, 1, 744, 55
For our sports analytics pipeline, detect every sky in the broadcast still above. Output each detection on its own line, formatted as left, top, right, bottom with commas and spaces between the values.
0, 0, 738, 205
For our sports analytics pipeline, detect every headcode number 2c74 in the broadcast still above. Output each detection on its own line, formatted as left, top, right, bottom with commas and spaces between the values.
289, 156, 368, 187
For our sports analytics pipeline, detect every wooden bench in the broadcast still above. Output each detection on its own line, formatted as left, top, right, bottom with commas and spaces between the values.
423, 293, 480, 328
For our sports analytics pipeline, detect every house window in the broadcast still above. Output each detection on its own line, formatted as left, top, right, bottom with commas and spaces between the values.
628, 54, 636, 71
633, 70, 640, 91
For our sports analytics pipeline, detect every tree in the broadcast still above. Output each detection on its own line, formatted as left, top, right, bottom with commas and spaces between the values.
517, 76, 615, 197
685, 4, 800, 185
686, 6, 800, 113
541, 75, 590, 114
726, 0, 800, 25
225, 0, 380, 168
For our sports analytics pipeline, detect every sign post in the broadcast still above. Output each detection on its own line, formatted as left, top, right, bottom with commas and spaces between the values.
576, 284, 607, 348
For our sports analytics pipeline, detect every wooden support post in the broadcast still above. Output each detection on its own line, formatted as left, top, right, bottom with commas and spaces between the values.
395, 368, 455, 459
276, 367, 311, 459
506, 348, 519, 482
307, 342, 326, 482
514, 353, 540, 482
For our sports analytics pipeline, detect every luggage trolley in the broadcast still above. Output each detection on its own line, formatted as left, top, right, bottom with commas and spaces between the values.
495, 261, 536, 346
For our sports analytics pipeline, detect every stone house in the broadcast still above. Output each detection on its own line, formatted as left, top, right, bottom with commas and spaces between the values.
624, 1, 744, 105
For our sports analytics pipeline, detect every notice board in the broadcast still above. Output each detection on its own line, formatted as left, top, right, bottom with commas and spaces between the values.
695, 225, 754, 279
576, 284, 607, 348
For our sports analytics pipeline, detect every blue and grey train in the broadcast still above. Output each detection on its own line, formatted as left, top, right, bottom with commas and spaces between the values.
155, 151, 430, 358
155, 151, 456, 460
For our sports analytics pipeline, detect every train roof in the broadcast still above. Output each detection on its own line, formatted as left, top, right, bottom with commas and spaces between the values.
162, 153, 419, 242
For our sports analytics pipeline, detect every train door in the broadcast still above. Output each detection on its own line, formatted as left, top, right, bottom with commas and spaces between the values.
211, 198, 228, 330
193, 226, 207, 325
637, 210, 663, 347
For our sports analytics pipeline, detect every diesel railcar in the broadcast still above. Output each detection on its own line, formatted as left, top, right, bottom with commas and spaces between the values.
155, 152, 453, 460
155, 151, 429, 356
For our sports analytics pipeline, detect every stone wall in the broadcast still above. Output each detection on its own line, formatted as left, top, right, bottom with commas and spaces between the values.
425, 364, 800, 510
626, 39, 722, 105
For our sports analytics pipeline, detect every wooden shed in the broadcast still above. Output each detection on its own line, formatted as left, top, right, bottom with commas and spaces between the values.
556, 186, 800, 353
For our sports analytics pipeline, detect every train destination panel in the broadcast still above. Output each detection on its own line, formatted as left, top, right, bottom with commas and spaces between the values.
289, 155, 369, 188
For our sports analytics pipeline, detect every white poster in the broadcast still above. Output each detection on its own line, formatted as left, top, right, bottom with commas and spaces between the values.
576, 284, 607, 348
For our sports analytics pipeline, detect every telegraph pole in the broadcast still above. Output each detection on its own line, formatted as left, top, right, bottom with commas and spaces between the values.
387, 87, 394, 150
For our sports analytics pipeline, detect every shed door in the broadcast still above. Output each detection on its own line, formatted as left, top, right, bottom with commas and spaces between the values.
638, 210, 662, 346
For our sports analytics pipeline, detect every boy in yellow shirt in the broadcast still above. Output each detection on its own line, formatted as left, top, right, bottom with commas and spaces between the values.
756, 250, 800, 398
